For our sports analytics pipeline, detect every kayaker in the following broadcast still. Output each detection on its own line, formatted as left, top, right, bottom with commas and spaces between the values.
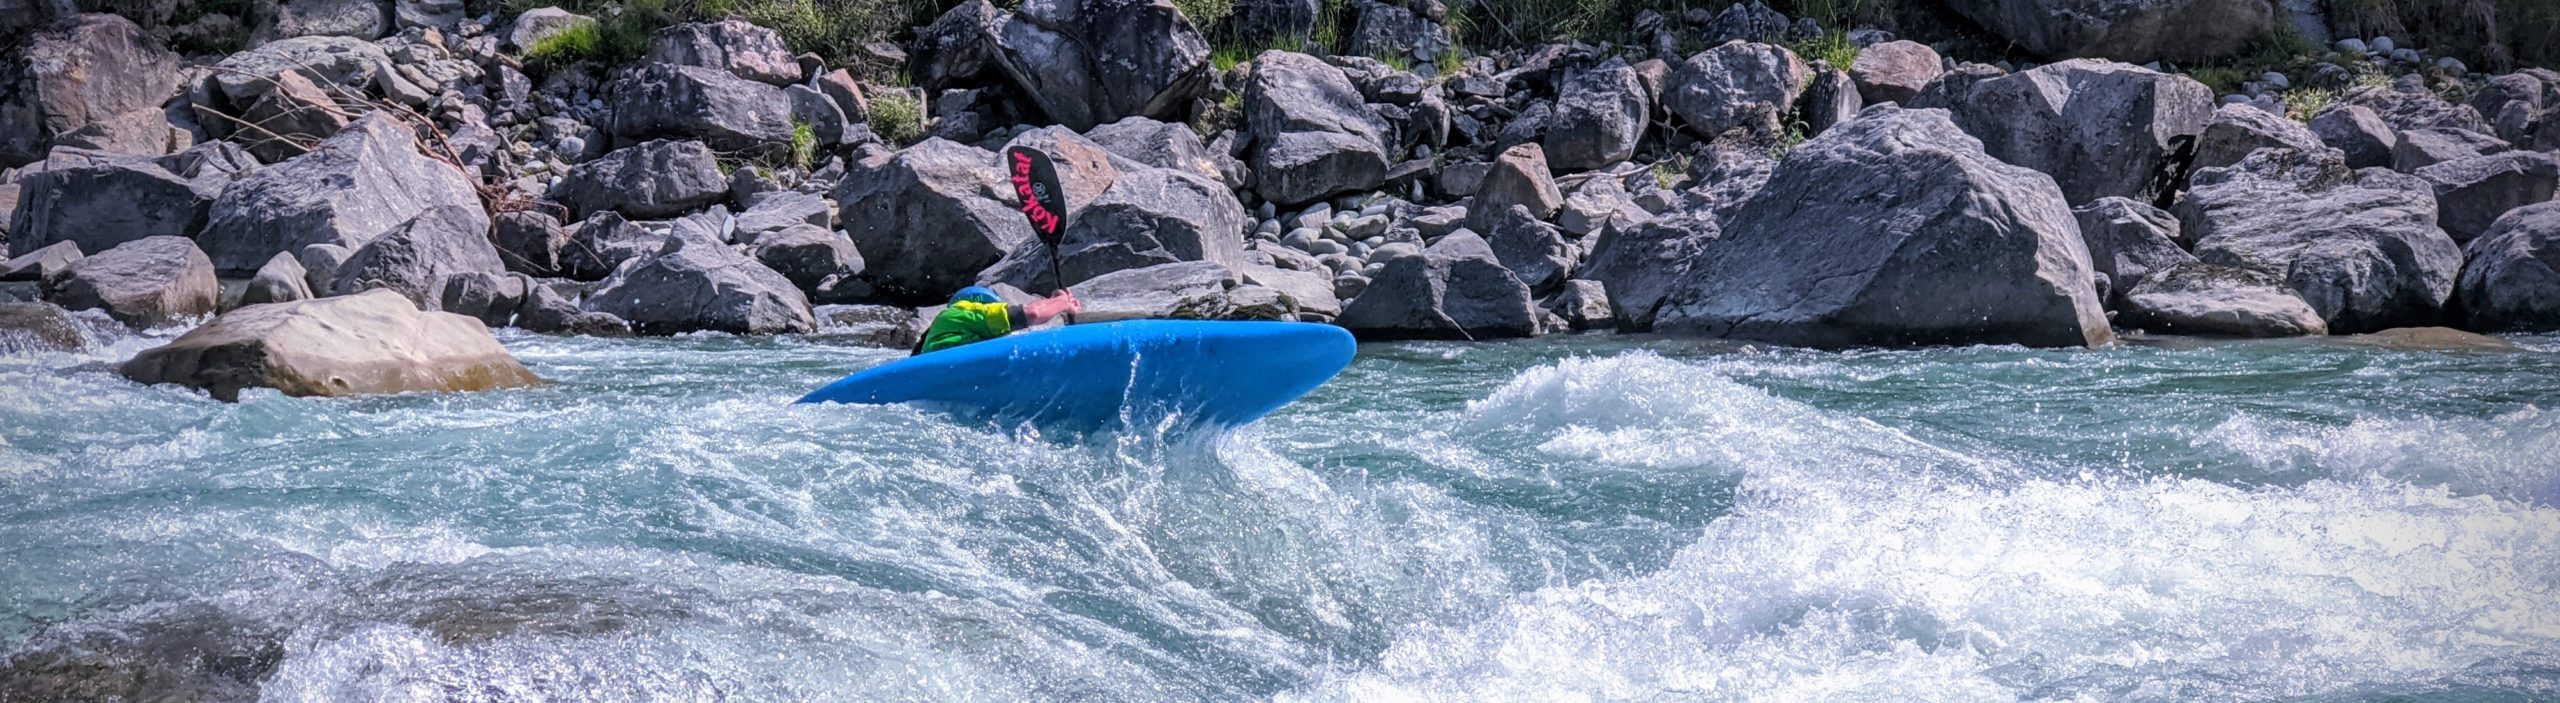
913, 286, 1082, 354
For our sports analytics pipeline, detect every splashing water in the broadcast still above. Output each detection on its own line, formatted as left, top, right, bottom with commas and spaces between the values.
4, 331, 2557, 701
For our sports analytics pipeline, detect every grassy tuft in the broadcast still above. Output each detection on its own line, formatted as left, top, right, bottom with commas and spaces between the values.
791, 122, 819, 169
2189, 66, 2249, 94
1170, 0, 1235, 34
2280, 87, 2336, 120
869, 90, 926, 147
1789, 29, 1857, 68
524, 22, 604, 63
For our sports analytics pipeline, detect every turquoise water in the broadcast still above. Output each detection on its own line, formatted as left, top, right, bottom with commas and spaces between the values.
3, 323, 2558, 701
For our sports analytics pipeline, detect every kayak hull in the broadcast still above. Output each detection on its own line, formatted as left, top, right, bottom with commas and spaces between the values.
798, 320, 1357, 430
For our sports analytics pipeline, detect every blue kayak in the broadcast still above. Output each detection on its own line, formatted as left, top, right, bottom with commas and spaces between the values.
798, 320, 1357, 430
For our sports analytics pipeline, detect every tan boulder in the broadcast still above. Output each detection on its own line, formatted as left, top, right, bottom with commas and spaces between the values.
121, 289, 541, 401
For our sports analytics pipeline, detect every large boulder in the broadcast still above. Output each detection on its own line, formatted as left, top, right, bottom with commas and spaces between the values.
558, 211, 668, 281
327, 205, 507, 308
492, 210, 571, 276
0, 301, 106, 353
910, 0, 1007, 91
2072, 196, 2193, 305
0, 14, 181, 165
41, 235, 217, 327
1945, 0, 2272, 63
240, 251, 313, 306
832, 138, 1034, 302
120, 288, 540, 401
1544, 58, 1649, 171
2456, 201, 2560, 332
9, 154, 221, 256
1578, 212, 1719, 331
582, 229, 816, 335
2416, 151, 2559, 245
2390, 127, 2509, 172
231, 69, 353, 164
607, 63, 796, 152
734, 190, 833, 237
1655, 105, 2112, 348
196, 113, 487, 276
1335, 231, 1540, 340
1468, 143, 1563, 233
2122, 261, 2328, 337
1849, 40, 1942, 105
747, 223, 864, 290
2311, 105, 2398, 169
208, 35, 411, 117
645, 20, 803, 85
988, 0, 1211, 131
2192, 102, 2329, 170
1954, 59, 2213, 205
981, 137, 1246, 287
1246, 51, 1392, 206
2174, 148, 2462, 333
1665, 41, 1809, 141
1087, 116, 1229, 186
0, 240, 81, 281
1485, 205, 1576, 294
547, 140, 729, 220
1070, 260, 1247, 320
2335, 79, 2489, 134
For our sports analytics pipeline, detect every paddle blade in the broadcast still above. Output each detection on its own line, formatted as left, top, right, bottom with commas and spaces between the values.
1003, 146, 1068, 245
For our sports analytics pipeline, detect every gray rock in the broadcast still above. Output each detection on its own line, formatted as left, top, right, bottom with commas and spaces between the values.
231, 69, 353, 163
2390, 127, 2509, 172
42, 235, 218, 327
1800, 65, 1864, 136
393, 0, 462, 31
210, 36, 406, 113
646, 20, 804, 85
548, 139, 729, 220
582, 229, 816, 334
559, 211, 667, 281
1954, 59, 2213, 205
2456, 201, 2560, 331
910, 0, 1007, 92
988, 0, 1211, 131
978, 127, 1247, 288
1246, 51, 1392, 206
1557, 178, 1652, 237
1666, 41, 1809, 141
2193, 102, 2330, 170
1851, 40, 1942, 105
1657, 105, 2111, 348
506, 7, 595, 51
733, 190, 832, 240
0, 14, 181, 166
832, 138, 1034, 302
1468, 142, 1563, 233
0, 241, 81, 281
240, 251, 313, 305
1070, 260, 1240, 321
492, 210, 571, 276
1946, 0, 2272, 63
1546, 279, 1614, 331
1335, 230, 1539, 340
813, 304, 923, 348
786, 84, 851, 146
1579, 212, 1717, 331
297, 243, 350, 294
197, 113, 487, 276
273, 0, 390, 39
1230, 0, 1317, 43
1239, 264, 1341, 318
1342, 0, 1449, 65
2072, 196, 2193, 305
607, 63, 796, 152
1088, 116, 1229, 186
121, 288, 539, 401
2416, 151, 2559, 244
2311, 105, 2398, 168
516, 284, 630, 336
328, 204, 507, 309
2335, 80, 2488, 134
9, 155, 220, 256
2175, 147, 2462, 333
1681, 143, 1779, 226
749, 223, 863, 290
437, 271, 529, 327
0, 301, 105, 353
1484, 204, 1575, 294
2122, 261, 2328, 336
1544, 58, 1650, 171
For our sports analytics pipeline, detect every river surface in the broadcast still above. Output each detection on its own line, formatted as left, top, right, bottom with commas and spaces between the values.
4, 322, 2558, 702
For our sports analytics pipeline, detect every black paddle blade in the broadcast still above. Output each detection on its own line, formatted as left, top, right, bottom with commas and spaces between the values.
1003, 146, 1067, 245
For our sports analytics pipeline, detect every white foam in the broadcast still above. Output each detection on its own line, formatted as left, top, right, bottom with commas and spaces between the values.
2201, 407, 2560, 505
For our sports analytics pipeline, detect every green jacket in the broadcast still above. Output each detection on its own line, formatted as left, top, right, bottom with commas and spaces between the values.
917, 300, 1027, 354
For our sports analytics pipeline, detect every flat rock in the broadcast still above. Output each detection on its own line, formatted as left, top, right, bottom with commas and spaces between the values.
120, 288, 540, 401
2122, 261, 2326, 337
42, 235, 219, 328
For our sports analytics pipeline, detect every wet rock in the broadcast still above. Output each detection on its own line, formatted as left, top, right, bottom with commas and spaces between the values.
1954, 59, 2213, 205
1336, 230, 1539, 340
749, 223, 863, 290
1543, 59, 1649, 172
1665, 41, 1809, 141
607, 63, 796, 152
1657, 105, 2111, 348
2174, 147, 2461, 333
548, 139, 729, 220
1546, 278, 1613, 331
814, 303, 923, 348
122, 288, 540, 400
0, 14, 181, 165
1947, 0, 2271, 63
0, 241, 80, 281
0, 301, 98, 352
646, 20, 803, 85
1580, 212, 1718, 331
832, 138, 1034, 302
1245, 51, 1392, 206
197, 113, 486, 276
516, 284, 631, 336
2390, 127, 2508, 172
2072, 196, 2193, 305
988, 0, 1211, 131
240, 251, 312, 305
2122, 261, 2327, 336
2454, 201, 2560, 332
9, 154, 221, 256
42, 235, 218, 327
2334, 326, 2517, 351
2416, 151, 2559, 244
328, 205, 506, 308
2310, 104, 2397, 168
2193, 102, 2329, 170
1468, 142, 1563, 233
1850, 40, 1941, 105
582, 229, 815, 335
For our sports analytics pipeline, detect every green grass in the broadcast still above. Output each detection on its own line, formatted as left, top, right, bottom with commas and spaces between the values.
1375, 53, 1414, 71
524, 22, 603, 63
790, 122, 818, 169
1437, 47, 1465, 75
1789, 29, 1857, 68
1170, 0, 1234, 34
2281, 87, 2336, 120
2189, 65, 2249, 94
869, 90, 925, 147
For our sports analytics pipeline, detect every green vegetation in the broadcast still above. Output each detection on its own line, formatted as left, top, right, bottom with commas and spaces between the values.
1170, 0, 1236, 35
508, 0, 676, 66
1437, 47, 1466, 75
1375, 53, 1414, 71
790, 122, 819, 169
524, 22, 604, 63
1789, 29, 1858, 68
2280, 87, 2336, 120
1311, 0, 1346, 53
869, 90, 926, 147
2189, 65, 2250, 94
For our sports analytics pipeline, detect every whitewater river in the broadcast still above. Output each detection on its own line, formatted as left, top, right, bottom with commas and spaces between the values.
4, 323, 2557, 701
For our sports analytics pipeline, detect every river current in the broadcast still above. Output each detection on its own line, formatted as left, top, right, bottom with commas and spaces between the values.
4, 321, 2557, 701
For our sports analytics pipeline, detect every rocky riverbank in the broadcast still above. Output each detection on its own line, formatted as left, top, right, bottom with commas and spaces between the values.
1, 0, 2557, 397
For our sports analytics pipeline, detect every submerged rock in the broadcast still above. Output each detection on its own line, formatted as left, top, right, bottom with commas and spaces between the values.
121, 288, 541, 401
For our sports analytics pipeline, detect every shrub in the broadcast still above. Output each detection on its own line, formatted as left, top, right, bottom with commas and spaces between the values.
2281, 87, 2336, 120
1171, 0, 1235, 33
524, 22, 604, 63
869, 90, 926, 146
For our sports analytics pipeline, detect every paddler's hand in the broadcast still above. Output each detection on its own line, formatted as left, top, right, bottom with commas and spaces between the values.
1024, 290, 1082, 325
